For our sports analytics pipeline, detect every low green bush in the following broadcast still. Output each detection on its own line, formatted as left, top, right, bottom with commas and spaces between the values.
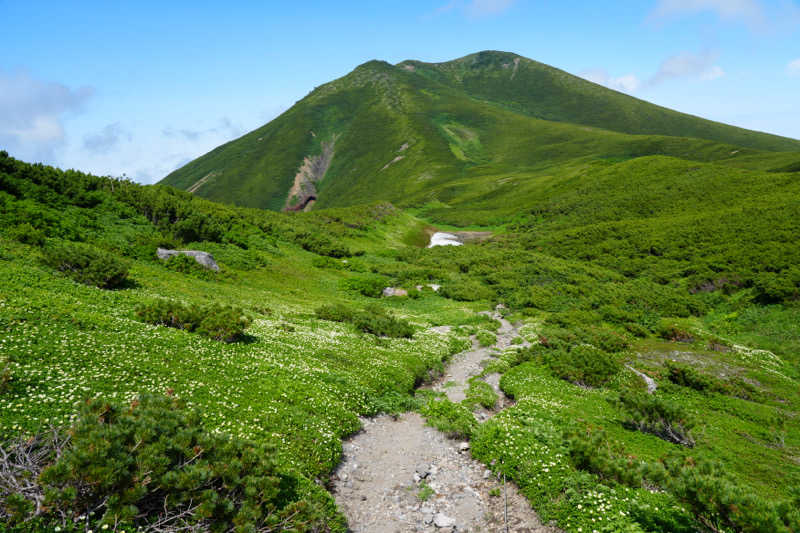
664, 360, 719, 393
42, 242, 130, 289
7, 223, 45, 246
341, 275, 388, 298
315, 303, 414, 338
543, 345, 621, 387
0, 354, 11, 393
463, 378, 498, 410
618, 391, 695, 447
136, 299, 250, 342
648, 455, 800, 533
420, 398, 477, 439
0, 394, 325, 531
476, 329, 497, 347
439, 278, 494, 302
564, 425, 644, 487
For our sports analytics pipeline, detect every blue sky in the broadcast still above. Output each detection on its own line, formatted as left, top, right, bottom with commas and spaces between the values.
2, 0, 799, 183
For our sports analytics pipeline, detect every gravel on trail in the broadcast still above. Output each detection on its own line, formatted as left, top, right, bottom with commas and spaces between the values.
331, 308, 560, 532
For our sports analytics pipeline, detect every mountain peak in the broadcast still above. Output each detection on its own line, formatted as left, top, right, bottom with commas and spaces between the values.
161, 51, 800, 213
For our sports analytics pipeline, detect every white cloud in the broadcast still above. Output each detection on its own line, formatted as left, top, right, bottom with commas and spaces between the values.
162, 117, 242, 142
83, 122, 131, 154
580, 69, 642, 93
650, 0, 764, 23
701, 65, 726, 80
648, 51, 725, 86
788, 58, 800, 75
0, 69, 93, 162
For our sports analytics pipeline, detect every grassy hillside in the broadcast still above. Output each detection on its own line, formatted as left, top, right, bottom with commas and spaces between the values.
3, 150, 800, 532
401, 51, 800, 152
161, 51, 800, 215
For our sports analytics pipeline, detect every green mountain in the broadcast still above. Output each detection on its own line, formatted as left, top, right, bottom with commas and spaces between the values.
3, 52, 800, 533
161, 50, 800, 220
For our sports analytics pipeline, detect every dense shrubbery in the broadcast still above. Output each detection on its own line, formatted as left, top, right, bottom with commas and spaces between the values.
0, 395, 325, 531
42, 242, 130, 289
541, 345, 621, 388
7, 223, 45, 246
565, 426, 644, 487
315, 303, 414, 338
618, 391, 695, 447
340, 275, 387, 298
136, 299, 250, 342
649, 455, 800, 533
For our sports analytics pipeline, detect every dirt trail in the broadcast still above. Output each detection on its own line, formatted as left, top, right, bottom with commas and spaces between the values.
331, 308, 558, 532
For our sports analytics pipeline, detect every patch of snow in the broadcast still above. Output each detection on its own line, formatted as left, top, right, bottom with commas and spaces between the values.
428, 232, 462, 248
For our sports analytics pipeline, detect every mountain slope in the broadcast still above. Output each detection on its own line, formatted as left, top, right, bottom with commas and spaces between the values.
160, 51, 800, 217
400, 51, 800, 152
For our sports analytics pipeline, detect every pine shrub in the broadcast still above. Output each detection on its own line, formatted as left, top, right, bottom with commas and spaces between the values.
618, 391, 695, 447
0, 395, 324, 531
136, 299, 250, 342
42, 242, 129, 289
543, 345, 621, 387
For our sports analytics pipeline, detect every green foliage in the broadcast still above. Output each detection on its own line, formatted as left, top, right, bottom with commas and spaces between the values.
649, 455, 800, 533
463, 377, 498, 410
664, 360, 720, 393
316, 303, 414, 338
417, 481, 434, 501
618, 391, 695, 447
4, 394, 323, 531
475, 329, 496, 347
541, 345, 621, 388
42, 242, 130, 289
0, 354, 11, 393
439, 278, 494, 301
136, 299, 250, 342
420, 398, 477, 439
341, 275, 387, 297
564, 425, 644, 488
7, 223, 45, 246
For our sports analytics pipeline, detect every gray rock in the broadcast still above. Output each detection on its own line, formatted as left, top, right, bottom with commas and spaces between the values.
156, 248, 220, 271
433, 513, 456, 528
382, 287, 409, 297
423, 513, 434, 525
458, 442, 470, 452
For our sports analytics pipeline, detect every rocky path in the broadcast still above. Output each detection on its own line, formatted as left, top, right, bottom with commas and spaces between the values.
331, 309, 558, 532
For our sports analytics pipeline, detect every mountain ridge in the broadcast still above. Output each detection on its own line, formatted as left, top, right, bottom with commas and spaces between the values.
160, 50, 800, 217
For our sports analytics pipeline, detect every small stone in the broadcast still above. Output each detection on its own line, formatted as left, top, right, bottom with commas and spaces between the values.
361, 495, 367, 501
433, 513, 456, 528
458, 442, 470, 452
415, 464, 430, 478
423, 513, 434, 525
413, 472, 421, 483
483, 469, 491, 479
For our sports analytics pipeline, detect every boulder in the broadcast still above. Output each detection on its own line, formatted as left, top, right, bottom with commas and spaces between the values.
433, 513, 456, 528
382, 287, 408, 297
156, 248, 220, 271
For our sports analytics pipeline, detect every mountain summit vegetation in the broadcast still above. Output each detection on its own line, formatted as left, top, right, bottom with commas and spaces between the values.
161, 50, 800, 222
2, 50, 800, 533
